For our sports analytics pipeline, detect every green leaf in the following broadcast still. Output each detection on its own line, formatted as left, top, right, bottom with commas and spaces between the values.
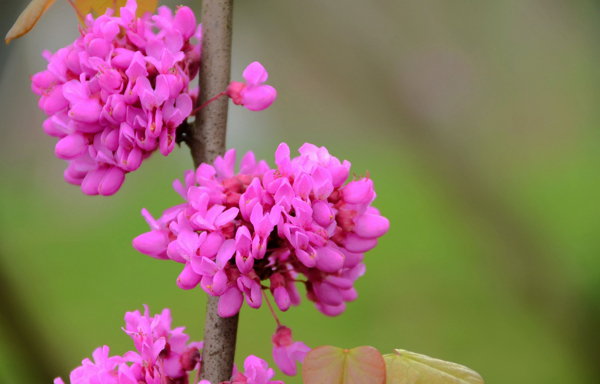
383, 349, 484, 384
302, 345, 386, 384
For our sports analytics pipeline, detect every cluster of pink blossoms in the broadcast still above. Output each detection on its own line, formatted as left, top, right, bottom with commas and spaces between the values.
31, 0, 200, 195
55, 306, 286, 384
133, 142, 389, 318
54, 306, 203, 384
31, 0, 277, 196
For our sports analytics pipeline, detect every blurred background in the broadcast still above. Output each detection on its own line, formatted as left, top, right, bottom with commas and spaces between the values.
1, 0, 600, 383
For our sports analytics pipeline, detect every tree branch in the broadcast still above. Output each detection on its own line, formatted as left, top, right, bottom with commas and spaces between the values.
188, 0, 238, 383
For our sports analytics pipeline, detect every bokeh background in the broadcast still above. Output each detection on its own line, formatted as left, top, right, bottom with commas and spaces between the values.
2, 0, 600, 383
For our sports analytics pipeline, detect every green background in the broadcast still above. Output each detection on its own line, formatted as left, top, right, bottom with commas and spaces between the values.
1, 1, 600, 383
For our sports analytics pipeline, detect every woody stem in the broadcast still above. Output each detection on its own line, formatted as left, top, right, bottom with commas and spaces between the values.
187, 0, 238, 383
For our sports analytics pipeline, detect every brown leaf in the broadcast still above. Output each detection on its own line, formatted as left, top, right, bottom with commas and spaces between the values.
73, 0, 158, 22
5, 0, 55, 44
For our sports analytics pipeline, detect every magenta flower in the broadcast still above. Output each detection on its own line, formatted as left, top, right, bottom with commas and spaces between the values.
269, 273, 290, 312
230, 355, 284, 384
227, 62, 277, 111
271, 326, 311, 376
31, 0, 202, 195
134, 143, 389, 318
55, 306, 203, 384
54, 345, 123, 384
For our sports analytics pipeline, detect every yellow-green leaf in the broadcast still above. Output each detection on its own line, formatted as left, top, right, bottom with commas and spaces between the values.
73, 0, 158, 22
383, 349, 484, 384
5, 0, 55, 44
302, 345, 386, 384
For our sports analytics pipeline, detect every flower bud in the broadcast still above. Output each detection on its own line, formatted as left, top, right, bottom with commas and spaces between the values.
98, 166, 125, 196
55, 133, 88, 160
312, 200, 334, 227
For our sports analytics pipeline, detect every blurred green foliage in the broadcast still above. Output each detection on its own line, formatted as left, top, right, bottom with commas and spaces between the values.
2, 1, 600, 384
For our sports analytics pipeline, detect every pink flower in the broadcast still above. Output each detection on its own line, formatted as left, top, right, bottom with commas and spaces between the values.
31, 0, 202, 196
54, 306, 203, 384
269, 273, 290, 312
271, 326, 310, 376
227, 62, 277, 111
230, 355, 284, 384
134, 143, 389, 318
53, 346, 122, 384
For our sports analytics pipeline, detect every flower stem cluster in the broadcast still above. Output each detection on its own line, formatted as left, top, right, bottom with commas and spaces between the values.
54, 306, 202, 384
133, 142, 389, 319
32, 0, 277, 196
32, 0, 200, 195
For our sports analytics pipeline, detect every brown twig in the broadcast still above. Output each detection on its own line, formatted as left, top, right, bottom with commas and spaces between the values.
186, 0, 238, 383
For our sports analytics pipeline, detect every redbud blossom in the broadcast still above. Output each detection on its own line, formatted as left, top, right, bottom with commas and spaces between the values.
230, 355, 284, 384
133, 143, 389, 318
227, 62, 277, 111
32, 0, 201, 195
271, 326, 311, 376
54, 306, 202, 384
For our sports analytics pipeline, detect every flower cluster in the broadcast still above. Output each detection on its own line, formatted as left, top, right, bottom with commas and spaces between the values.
133, 142, 389, 318
227, 62, 277, 112
31, 0, 200, 195
228, 355, 284, 384
54, 306, 203, 384
271, 326, 310, 376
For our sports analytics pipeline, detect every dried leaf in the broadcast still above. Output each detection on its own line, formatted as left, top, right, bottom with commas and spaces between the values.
383, 349, 485, 384
73, 0, 158, 22
302, 345, 386, 384
5, 0, 55, 44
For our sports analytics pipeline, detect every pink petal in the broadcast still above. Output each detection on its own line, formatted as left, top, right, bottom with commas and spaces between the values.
312, 200, 334, 227
235, 252, 254, 274
69, 98, 103, 123
272, 346, 297, 376
342, 233, 378, 253
352, 214, 390, 238
218, 286, 244, 317
177, 262, 201, 290
172, 6, 197, 40
315, 302, 346, 317
98, 166, 125, 196
155, 75, 170, 106
200, 232, 223, 257
340, 287, 358, 301
193, 257, 219, 276
314, 246, 344, 273
216, 239, 236, 267
295, 248, 316, 268
242, 62, 269, 85
212, 269, 228, 296
273, 287, 290, 312
341, 249, 364, 269
81, 166, 108, 195
214, 207, 239, 227
55, 133, 88, 160
132, 230, 170, 257
314, 282, 343, 306
241, 85, 277, 111
343, 179, 373, 204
